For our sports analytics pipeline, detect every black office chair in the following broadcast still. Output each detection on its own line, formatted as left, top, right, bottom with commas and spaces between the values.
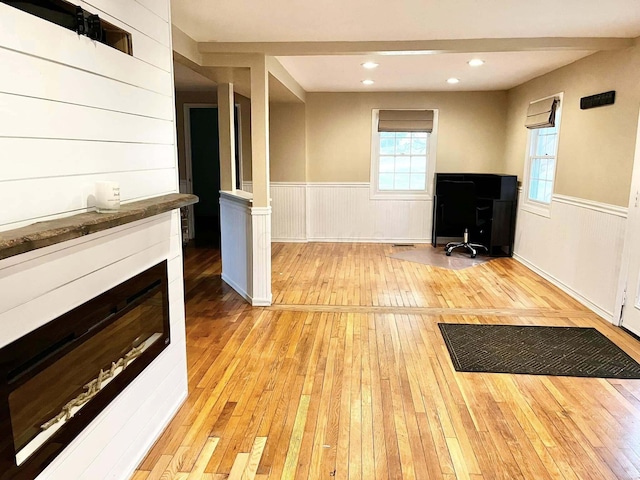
439, 180, 488, 258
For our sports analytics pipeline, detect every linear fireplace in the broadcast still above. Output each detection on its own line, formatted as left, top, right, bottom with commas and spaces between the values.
0, 261, 170, 480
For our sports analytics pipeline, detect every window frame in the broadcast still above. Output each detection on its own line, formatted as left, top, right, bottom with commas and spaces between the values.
369, 109, 438, 200
522, 92, 563, 217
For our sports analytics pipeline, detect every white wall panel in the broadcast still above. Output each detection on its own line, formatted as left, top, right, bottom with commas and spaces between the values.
0, 0, 182, 476
0, 4, 172, 96
307, 183, 432, 242
270, 183, 307, 241
0, 93, 174, 143
1, 169, 176, 228
243, 182, 432, 243
514, 194, 627, 322
0, 140, 175, 181
82, 0, 170, 46
0, 214, 174, 318
250, 207, 273, 305
135, 0, 169, 21
0, 48, 173, 120
220, 194, 252, 301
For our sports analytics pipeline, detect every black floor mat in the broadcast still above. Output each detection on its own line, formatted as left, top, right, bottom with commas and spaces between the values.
438, 323, 640, 378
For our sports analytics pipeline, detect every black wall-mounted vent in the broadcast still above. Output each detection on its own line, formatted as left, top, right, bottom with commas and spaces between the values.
2, 0, 132, 55
580, 91, 616, 110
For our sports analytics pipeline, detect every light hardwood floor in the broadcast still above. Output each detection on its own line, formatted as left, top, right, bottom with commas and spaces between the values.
132, 243, 640, 480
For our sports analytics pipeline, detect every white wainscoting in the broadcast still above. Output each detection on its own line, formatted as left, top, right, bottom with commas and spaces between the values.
514, 193, 627, 323
250, 206, 273, 305
272, 183, 307, 241
242, 182, 433, 243
220, 192, 252, 302
219, 192, 273, 306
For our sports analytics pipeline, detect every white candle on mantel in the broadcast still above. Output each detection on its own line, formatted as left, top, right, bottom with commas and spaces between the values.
95, 181, 121, 213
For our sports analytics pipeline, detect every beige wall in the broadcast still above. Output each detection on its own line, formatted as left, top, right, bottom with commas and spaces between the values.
237, 94, 253, 182
174, 90, 252, 184
304, 91, 507, 182
504, 44, 640, 206
269, 103, 306, 182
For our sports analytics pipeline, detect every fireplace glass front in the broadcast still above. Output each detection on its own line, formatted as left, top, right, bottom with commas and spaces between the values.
0, 261, 170, 480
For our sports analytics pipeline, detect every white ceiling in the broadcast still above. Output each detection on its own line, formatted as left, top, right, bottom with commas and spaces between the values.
172, 0, 640, 42
277, 51, 595, 92
171, 0, 640, 93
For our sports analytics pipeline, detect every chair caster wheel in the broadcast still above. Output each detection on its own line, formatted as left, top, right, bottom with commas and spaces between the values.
446, 251, 451, 256
471, 254, 476, 258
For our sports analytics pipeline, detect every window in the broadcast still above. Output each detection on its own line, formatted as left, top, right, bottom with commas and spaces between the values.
371, 109, 437, 199
378, 131, 428, 190
527, 125, 558, 203
523, 93, 562, 215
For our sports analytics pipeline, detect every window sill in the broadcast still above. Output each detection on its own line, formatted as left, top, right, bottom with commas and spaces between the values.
521, 201, 552, 218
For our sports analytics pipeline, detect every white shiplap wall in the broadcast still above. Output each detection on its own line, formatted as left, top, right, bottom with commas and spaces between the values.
0, 0, 177, 231
0, 1, 184, 478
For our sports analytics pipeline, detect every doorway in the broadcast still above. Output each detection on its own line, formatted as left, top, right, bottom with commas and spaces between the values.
185, 105, 242, 248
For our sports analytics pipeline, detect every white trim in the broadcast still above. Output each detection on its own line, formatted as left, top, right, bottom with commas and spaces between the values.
272, 238, 309, 243
221, 272, 251, 302
250, 206, 272, 215
307, 182, 370, 188
616, 109, 640, 328
552, 194, 628, 218
521, 201, 552, 218
369, 109, 438, 201
220, 189, 253, 205
268, 181, 308, 187
513, 253, 613, 322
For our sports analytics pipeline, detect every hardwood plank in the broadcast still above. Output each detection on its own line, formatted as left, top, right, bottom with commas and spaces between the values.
131, 244, 640, 480
186, 437, 220, 480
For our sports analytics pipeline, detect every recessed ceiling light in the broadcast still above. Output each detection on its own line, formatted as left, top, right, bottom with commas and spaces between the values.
447, 78, 460, 84
362, 61, 379, 69
468, 58, 485, 67
362, 79, 374, 85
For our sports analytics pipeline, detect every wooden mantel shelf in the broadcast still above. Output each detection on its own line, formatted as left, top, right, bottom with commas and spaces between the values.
0, 193, 198, 261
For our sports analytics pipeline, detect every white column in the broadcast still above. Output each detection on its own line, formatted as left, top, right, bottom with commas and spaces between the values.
249, 56, 272, 305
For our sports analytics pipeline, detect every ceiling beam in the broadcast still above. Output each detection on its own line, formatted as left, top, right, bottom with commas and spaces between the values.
172, 25, 202, 65
197, 37, 634, 56
266, 57, 306, 103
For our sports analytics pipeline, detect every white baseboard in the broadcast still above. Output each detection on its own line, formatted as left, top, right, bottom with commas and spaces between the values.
119, 388, 187, 480
513, 253, 614, 323
272, 238, 308, 243
221, 273, 251, 303
251, 296, 273, 307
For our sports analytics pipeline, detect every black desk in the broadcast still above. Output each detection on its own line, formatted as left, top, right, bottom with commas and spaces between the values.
432, 173, 518, 256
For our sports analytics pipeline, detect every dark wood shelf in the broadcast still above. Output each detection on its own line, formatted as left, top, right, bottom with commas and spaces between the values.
0, 193, 198, 261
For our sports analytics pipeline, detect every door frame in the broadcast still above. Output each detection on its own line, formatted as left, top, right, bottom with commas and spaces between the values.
184, 103, 244, 239
614, 108, 640, 326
